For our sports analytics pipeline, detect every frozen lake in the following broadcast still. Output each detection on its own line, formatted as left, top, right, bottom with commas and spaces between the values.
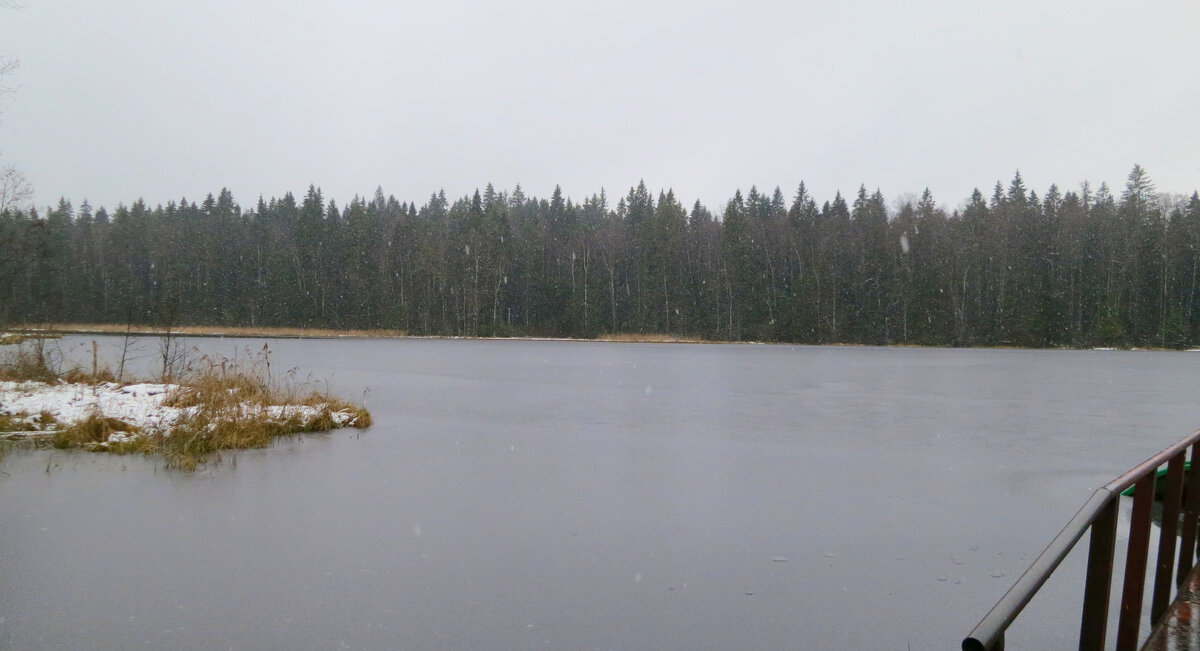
3, 338, 1200, 649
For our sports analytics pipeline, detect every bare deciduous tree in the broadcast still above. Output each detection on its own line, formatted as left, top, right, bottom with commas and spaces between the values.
0, 10, 32, 213
0, 164, 32, 213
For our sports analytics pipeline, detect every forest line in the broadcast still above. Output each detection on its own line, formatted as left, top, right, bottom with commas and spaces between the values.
2, 165, 1199, 348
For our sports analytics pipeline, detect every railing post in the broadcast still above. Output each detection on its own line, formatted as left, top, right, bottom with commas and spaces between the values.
1180, 442, 1200, 586
1079, 496, 1119, 651
1152, 453, 1187, 622
1116, 472, 1157, 651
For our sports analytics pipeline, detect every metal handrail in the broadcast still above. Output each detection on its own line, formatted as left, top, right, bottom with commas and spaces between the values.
963, 429, 1200, 651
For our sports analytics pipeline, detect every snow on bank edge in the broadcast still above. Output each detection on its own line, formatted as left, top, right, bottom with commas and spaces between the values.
0, 381, 360, 442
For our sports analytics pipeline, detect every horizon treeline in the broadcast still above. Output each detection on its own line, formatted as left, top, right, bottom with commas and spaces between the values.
2, 165, 1200, 348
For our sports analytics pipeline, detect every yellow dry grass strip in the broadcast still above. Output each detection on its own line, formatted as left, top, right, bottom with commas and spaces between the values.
16, 324, 724, 345
15, 324, 407, 339
596, 333, 707, 343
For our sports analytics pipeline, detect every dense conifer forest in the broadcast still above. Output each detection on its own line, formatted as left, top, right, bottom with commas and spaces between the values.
2, 165, 1199, 347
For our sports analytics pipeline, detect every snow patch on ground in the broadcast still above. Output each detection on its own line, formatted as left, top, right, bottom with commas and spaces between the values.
261, 404, 356, 426
0, 381, 185, 434
0, 381, 361, 436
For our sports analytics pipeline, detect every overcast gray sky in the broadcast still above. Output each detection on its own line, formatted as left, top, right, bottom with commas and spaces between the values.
1, 0, 1197, 213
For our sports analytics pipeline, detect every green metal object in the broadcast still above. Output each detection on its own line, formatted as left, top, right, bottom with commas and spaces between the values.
1121, 462, 1190, 497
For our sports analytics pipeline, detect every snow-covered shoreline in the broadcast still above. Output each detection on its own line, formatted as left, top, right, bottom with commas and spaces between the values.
1, 381, 183, 436
0, 380, 362, 441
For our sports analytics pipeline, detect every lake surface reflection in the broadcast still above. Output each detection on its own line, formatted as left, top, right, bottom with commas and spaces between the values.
3, 338, 1200, 649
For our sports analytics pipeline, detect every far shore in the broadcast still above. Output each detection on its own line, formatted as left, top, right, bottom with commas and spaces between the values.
6, 324, 1199, 351
8, 324, 713, 344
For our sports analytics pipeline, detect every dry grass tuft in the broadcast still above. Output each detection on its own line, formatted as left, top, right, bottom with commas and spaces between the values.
597, 332, 705, 343
0, 332, 29, 345
53, 414, 138, 449
37, 410, 57, 428
343, 405, 372, 428
0, 412, 38, 432
0, 346, 60, 382
61, 367, 117, 384
163, 362, 276, 410
160, 411, 290, 470
153, 347, 371, 470
0, 410, 57, 439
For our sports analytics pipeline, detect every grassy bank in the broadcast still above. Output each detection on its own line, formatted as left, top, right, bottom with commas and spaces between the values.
13, 323, 1189, 350
13, 324, 717, 344
12, 323, 406, 339
596, 333, 707, 343
0, 339, 371, 471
